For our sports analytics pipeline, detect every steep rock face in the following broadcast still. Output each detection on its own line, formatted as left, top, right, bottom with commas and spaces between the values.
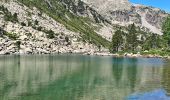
58, 0, 114, 41
108, 4, 169, 34
134, 4, 168, 29
81, 0, 131, 14
60, 0, 107, 23
61, 0, 169, 35
133, 4, 168, 35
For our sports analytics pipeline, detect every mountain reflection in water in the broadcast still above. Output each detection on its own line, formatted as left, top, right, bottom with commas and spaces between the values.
0, 54, 169, 100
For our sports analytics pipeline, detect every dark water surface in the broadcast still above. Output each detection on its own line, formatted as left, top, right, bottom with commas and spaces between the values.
0, 54, 170, 100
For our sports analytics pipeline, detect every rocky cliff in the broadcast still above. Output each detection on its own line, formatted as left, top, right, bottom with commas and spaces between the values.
77, 0, 169, 35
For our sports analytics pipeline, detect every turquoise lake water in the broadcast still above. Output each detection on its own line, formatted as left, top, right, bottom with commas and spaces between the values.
0, 54, 170, 100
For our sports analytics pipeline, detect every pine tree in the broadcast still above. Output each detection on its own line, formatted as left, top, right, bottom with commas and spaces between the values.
126, 23, 138, 51
163, 17, 170, 47
111, 29, 123, 52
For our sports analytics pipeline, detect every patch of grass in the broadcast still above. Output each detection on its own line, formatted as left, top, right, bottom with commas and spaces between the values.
4, 32, 19, 40
141, 49, 170, 56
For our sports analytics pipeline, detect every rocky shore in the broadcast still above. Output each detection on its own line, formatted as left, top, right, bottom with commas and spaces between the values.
92, 52, 170, 60
0, 44, 170, 60
0, 47, 112, 56
0, 36, 107, 55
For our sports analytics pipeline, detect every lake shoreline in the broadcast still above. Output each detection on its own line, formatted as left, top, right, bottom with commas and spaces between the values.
0, 51, 170, 60
93, 52, 170, 60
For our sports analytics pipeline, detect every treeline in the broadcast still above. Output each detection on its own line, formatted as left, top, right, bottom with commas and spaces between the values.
110, 19, 170, 55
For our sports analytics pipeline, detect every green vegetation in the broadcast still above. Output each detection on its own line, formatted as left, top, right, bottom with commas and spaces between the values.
110, 19, 170, 56
34, 19, 39, 25
142, 33, 164, 50
0, 27, 6, 36
126, 24, 138, 51
65, 36, 69, 42
0, 5, 18, 22
163, 17, 170, 46
1, 0, 169, 57
110, 29, 123, 52
18, 0, 110, 47
140, 49, 170, 56
4, 32, 19, 40
45, 30, 55, 39
15, 41, 21, 50
21, 22, 26, 26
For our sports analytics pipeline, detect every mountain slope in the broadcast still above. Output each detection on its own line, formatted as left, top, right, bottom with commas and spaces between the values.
0, 0, 169, 55
18, 0, 111, 45
81, 0, 131, 14
81, 0, 169, 35
0, 0, 110, 54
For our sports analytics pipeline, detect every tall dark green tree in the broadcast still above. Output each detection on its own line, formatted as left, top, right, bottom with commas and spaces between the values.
142, 33, 163, 50
162, 16, 170, 47
111, 29, 123, 52
126, 23, 138, 51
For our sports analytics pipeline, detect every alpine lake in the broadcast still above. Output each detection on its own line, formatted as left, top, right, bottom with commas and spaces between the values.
0, 54, 170, 100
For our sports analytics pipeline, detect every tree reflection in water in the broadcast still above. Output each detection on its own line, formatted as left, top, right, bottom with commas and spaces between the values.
162, 60, 170, 96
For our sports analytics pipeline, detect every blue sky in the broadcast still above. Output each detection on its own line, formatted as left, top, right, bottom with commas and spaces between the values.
129, 0, 170, 12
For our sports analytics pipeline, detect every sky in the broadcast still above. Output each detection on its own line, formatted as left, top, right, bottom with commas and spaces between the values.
129, 0, 170, 12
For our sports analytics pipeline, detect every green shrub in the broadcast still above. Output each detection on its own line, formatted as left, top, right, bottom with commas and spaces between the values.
4, 32, 18, 40
15, 41, 21, 50
65, 36, 69, 42
37, 26, 42, 31
34, 20, 39, 25
45, 30, 55, 39
21, 22, 26, 26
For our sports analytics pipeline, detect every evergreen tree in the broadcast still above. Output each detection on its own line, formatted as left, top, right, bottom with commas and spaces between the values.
126, 23, 138, 51
142, 33, 165, 50
13, 13, 18, 22
111, 29, 123, 52
162, 17, 170, 47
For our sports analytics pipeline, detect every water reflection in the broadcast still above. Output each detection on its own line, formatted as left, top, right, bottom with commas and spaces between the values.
162, 61, 170, 96
0, 55, 169, 100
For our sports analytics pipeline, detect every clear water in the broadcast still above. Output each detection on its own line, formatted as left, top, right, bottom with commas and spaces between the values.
0, 54, 170, 100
